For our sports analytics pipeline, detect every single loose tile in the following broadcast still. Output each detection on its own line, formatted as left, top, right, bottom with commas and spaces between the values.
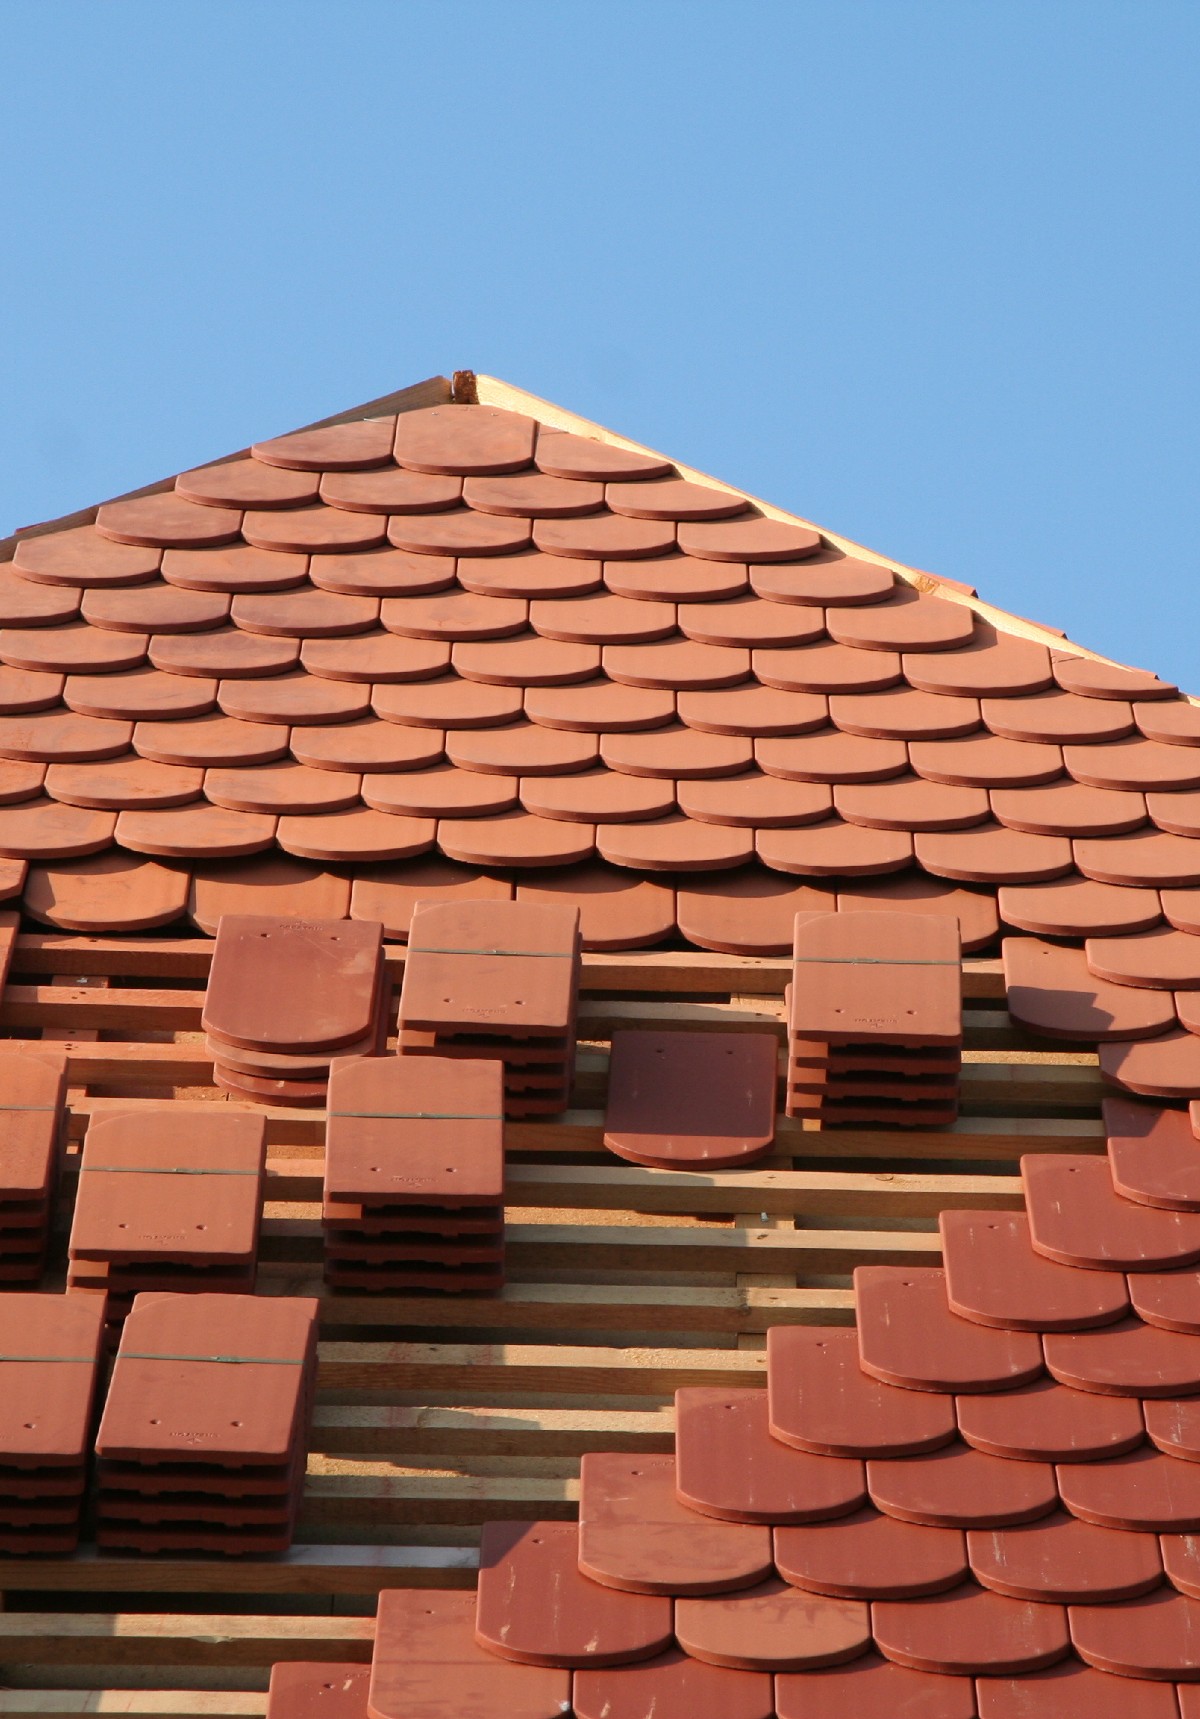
205, 762, 361, 815
976, 1661, 1178, 1719
675, 1388, 864, 1522
831, 687, 982, 740
118, 804, 276, 857
604, 639, 751, 690
968, 1509, 1162, 1602
82, 584, 229, 634
835, 777, 989, 831
753, 640, 901, 694
188, 855, 351, 933
0, 799, 115, 858
874, 1583, 1068, 1675
679, 772, 830, 828
677, 871, 833, 954
577, 1452, 773, 1594
0, 622, 147, 675
1071, 1587, 1200, 1678
1053, 655, 1175, 699
604, 552, 748, 601
528, 680, 675, 733
453, 635, 601, 686
460, 549, 603, 599
534, 430, 672, 482
829, 588, 975, 653
1024, 1152, 1200, 1269
96, 493, 241, 549
204, 915, 382, 1051
604, 1033, 777, 1169
449, 721, 598, 775
65, 667, 218, 721
775, 1510, 965, 1600
533, 516, 674, 560
677, 516, 822, 563
374, 677, 523, 730
439, 809, 596, 868
1059, 1444, 1200, 1530
758, 819, 913, 875
999, 877, 1161, 937
24, 851, 189, 931
983, 690, 1135, 744
756, 729, 908, 782
678, 596, 824, 649
601, 724, 750, 778
176, 459, 319, 509
46, 757, 203, 809
279, 809, 433, 863
674, 1577, 870, 1671
751, 553, 894, 607
465, 472, 604, 517
393, 405, 536, 475
916, 824, 1073, 883
0, 711, 132, 762
134, 714, 288, 768
911, 734, 1064, 787
837, 873, 999, 951
363, 764, 517, 817
1106, 1096, 1200, 1210
319, 468, 462, 513
160, 544, 307, 592
349, 858, 510, 940
253, 417, 395, 471
1100, 1029, 1200, 1098
14, 526, 160, 587
1136, 700, 1200, 746
766, 1327, 956, 1458
1002, 937, 1176, 1039
904, 627, 1052, 696
940, 1209, 1129, 1330
520, 769, 674, 823
219, 671, 370, 726
1044, 1315, 1200, 1396
475, 1519, 671, 1667
573, 1648, 772, 1719
856, 1267, 1043, 1392
679, 685, 827, 736
292, 718, 442, 773
956, 1377, 1143, 1462
867, 1442, 1057, 1527
388, 510, 532, 557
309, 548, 456, 597
1066, 736, 1200, 791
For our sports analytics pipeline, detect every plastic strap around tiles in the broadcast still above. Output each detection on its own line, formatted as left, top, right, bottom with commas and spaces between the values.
122, 1352, 307, 1365
792, 957, 962, 967
0, 1355, 95, 1363
406, 944, 577, 958
80, 1166, 261, 1176
0, 1106, 62, 1111
327, 1110, 504, 1121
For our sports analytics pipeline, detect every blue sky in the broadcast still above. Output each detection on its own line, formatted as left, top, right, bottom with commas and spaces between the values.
2, 1, 1197, 687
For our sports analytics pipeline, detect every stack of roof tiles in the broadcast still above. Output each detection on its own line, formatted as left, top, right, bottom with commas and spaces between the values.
316, 1108, 1200, 1715
93, 1292, 318, 1556
785, 911, 963, 1127
202, 914, 387, 1104
66, 1109, 266, 1323
0, 1050, 67, 1286
0, 1292, 105, 1555
323, 1055, 505, 1294
397, 898, 580, 1118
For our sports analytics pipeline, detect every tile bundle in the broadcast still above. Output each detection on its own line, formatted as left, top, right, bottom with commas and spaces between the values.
0, 1292, 106, 1555
323, 1055, 505, 1295
67, 1109, 267, 1326
93, 1291, 318, 1555
785, 910, 963, 1127
202, 914, 387, 1106
397, 899, 581, 1119
0, 1050, 67, 1288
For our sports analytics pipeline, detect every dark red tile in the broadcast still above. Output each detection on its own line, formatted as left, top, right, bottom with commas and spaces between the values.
401, 897, 577, 1035
24, 851, 189, 931
874, 1582, 1068, 1674
292, 718, 443, 773
205, 915, 381, 1051
599, 815, 753, 872
677, 517, 821, 563
1024, 1153, 1200, 1269
1136, 700, 1200, 746
1130, 1271, 1200, 1332
837, 874, 999, 952
374, 676, 522, 730
984, 690, 1135, 745
604, 552, 748, 601
319, 468, 462, 513
753, 640, 901, 694
1071, 1587, 1200, 1678
999, 877, 1161, 937
857, 1267, 1043, 1393
831, 687, 982, 740
757, 729, 908, 782
265, 1662, 370, 1719
161, 544, 307, 593
96, 493, 241, 550
606, 477, 746, 521
904, 627, 1052, 697
911, 734, 1064, 787
253, 417, 395, 470
777, 1652, 974, 1719
789, 910, 961, 1045
388, 510, 532, 558
835, 777, 989, 831
675, 1577, 870, 1670
82, 584, 229, 634
219, 671, 370, 726
574, 1647, 773, 1719
534, 515, 675, 560
678, 597, 824, 649
392, 405, 537, 475
679, 772, 831, 827
680, 685, 827, 736
516, 864, 674, 950
188, 852, 349, 934
521, 769, 674, 824
758, 819, 913, 875
992, 782, 1147, 837
868, 1441, 1057, 1527
940, 1209, 1129, 1331
533, 430, 672, 482
310, 548, 455, 597
1002, 937, 1176, 1039
1059, 1444, 1200, 1529
578, 1452, 773, 1594
979, 1660, 1179, 1719
916, 825, 1074, 883
369, 1588, 569, 1719
676, 871, 833, 955
970, 1509, 1161, 1604
1163, 1532, 1200, 1597
1053, 655, 1175, 700
1044, 1316, 1200, 1396
349, 858, 510, 940
1065, 736, 1200, 791
364, 764, 516, 817
14, 526, 160, 588
1100, 1030, 1200, 1098
117, 804, 277, 858
767, 1327, 956, 1458
528, 680, 675, 733
673, 1387, 864, 1521
775, 1508, 965, 1600
956, 1377, 1144, 1461
66, 668, 218, 722
475, 1519, 671, 1667
750, 554, 894, 607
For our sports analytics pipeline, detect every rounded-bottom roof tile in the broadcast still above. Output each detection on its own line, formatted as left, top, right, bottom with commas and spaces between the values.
23, 851, 189, 931
437, 810, 596, 867
757, 820, 913, 876
188, 854, 352, 933
516, 864, 674, 950
116, 804, 277, 858
277, 808, 435, 863
0, 799, 116, 859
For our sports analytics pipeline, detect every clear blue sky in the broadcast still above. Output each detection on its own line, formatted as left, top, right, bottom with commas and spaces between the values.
2, 2, 1197, 688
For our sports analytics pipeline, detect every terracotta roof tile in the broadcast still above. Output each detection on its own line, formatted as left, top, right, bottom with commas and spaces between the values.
1134, 699, 1200, 745
175, 458, 318, 510
82, 584, 229, 633
916, 824, 1073, 883
290, 717, 442, 772
0, 667, 66, 713
205, 762, 361, 815
1074, 829, 1200, 887
750, 553, 894, 607
856, 1268, 1042, 1392
753, 640, 901, 694
460, 550, 601, 598
991, 782, 1147, 838
604, 639, 751, 690
0, 711, 133, 761
1071, 1588, 1200, 1679
310, 547, 455, 596
836, 873, 999, 950
189, 855, 351, 932
159, 543, 307, 592
350, 857, 510, 940
45, 758, 203, 810
254, 417, 396, 471
674, 1577, 871, 1670
520, 769, 673, 824
0, 798, 116, 858
374, 676, 523, 729
834, 777, 989, 831
64, 666, 218, 720
872, 1584, 1069, 1675
96, 493, 242, 550
999, 876, 1161, 937
134, 713, 289, 767
526, 679, 675, 732
867, 1443, 1057, 1528
0, 760, 46, 804
14, 525, 161, 587
392, 405, 537, 475
439, 809, 595, 867
450, 721, 598, 775
967, 1510, 1161, 1603
1147, 787, 1200, 836
389, 509, 533, 557
0, 623, 147, 675
265, 1663, 370, 1719
757, 820, 914, 876
117, 803, 277, 858
533, 429, 672, 482
453, 635, 601, 686
903, 627, 1052, 697
940, 1209, 1129, 1331
1158, 887, 1200, 933
1025, 1153, 1200, 1269
218, 670, 370, 726
911, 733, 1062, 786
1063, 735, 1200, 790
606, 477, 746, 522
774, 1511, 965, 1602
1099, 1029, 1200, 1097
516, 864, 673, 949
983, 690, 1136, 745
676, 517, 822, 563
1086, 926, 1200, 989
574, 1649, 773, 1719
534, 514, 674, 560
956, 1378, 1143, 1462
678, 773, 829, 828
530, 593, 675, 644
600, 724, 748, 778
1002, 937, 1177, 1038
678, 596, 825, 649
600, 814, 754, 872
363, 764, 516, 817
604, 552, 747, 601
831, 687, 982, 740
1053, 655, 1176, 700
318, 467, 462, 513
0, 568, 80, 626
828, 589, 975, 654
604, 1034, 777, 1168
767, 1327, 957, 1457
680, 684, 827, 736
756, 729, 908, 782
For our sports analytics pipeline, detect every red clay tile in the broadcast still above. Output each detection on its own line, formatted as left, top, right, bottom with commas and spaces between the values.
14, 526, 160, 588
65, 667, 218, 721
604, 553, 748, 602
0, 667, 65, 714
753, 640, 902, 694
678, 597, 825, 649
756, 729, 908, 782
364, 764, 516, 817
856, 1267, 1042, 1392
205, 762, 360, 815
530, 593, 675, 645
1136, 700, 1200, 746
0, 761, 45, 804
279, 808, 433, 863
349, 858, 509, 940
0, 711, 132, 762
134, 714, 288, 768
0, 622, 147, 675
1002, 937, 1176, 1039
758, 819, 913, 875
904, 628, 1053, 697
1170, 991, 1200, 1041
968, 1510, 1161, 1602
867, 1442, 1057, 1528
176, 459, 319, 509
0, 799, 115, 858
1129, 1270, 1200, 1332
1065, 736, 1200, 791
677, 517, 821, 563
1024, 1153, 1200, 1269
829, 589, 975, 654
604, 640, 750, 690
1058, 1444, 1200, 1529
0, 568, 81, 627
750, 554, 895, 607
676, 871, 832, 954
603, 1032, 776, 1168
837, 874, 1000, 951
0, 1288, 103, 1463
679, 773, 830, 828
533, 430, 672, 482
1164, 890, 1200, 934
577, 1452, 773, 1594
205, 916, 381, 1051
533, 516, 674, 560
675, 1577, 870, 1671
1099, 1029, 1200, 1098
1088, 926, 1200, 990
1053, 655, 1176, 700
45, 757, 203, 810
96, 494, 241, 550
956, 1377, 1144, 1461
600, 815, 753, 871
232, 590, 379, 639
606, 477, 746, 522
1106, 1097, 1200, 1210
527, 681, 675, 733
305, 628, 454, 683
319, 468, 463, 513
984, 690, 1135, 744
874, 1583, 1068, 1674
788, 911, 961, 1044
992, 782, 1147, 837
1071, 1586, 1200, 1678
382, 591, 528, 640
774, 1509, 965, 1600
374, 677, 523, 730
460, 550, 603, 599
393, 405, 537, 475
916, 824, 1073, 883
911, 734, 1064, 787
940, 1209, 1129, 1331
517, 865, 673, 950
388, 510, 533, 558
680, 685, 827, 736
835, 777, 989, 831
117, 804, 277, 857
1149, 789, 1200, 839
767, 1327, 956, 1457
984, 1665, 1182, 1719
325, 1055, 503, 1205
464, 472, 603, 518
1146, 1398, 1200, 1459
188, 856, 350, 933
241, 506, 387, 555
999, 877, 1161, 937
253, 417, 396, 471
219, 671, 370, 726
448, 722, 598, 776
439, 809, 596, 868
831, 687, 982, 740
453, 636, 600, 686
777, 1653, 975, 1719
265, 1662, 371, 1719
1044, 1315, 1200, 1396
520, 769, 674, 823
82, 585, 229, 634
166, 555, 305, 609
601, 724, 749, 778
674, 1387, 865, 1522
475, 1519, 671, 1667
573, 1648, 773, 1719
